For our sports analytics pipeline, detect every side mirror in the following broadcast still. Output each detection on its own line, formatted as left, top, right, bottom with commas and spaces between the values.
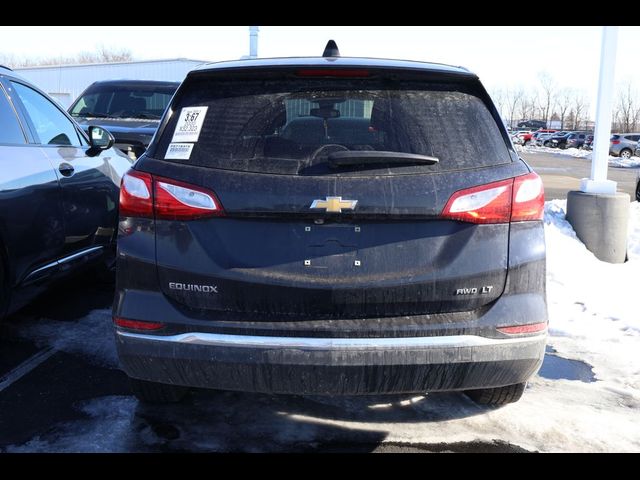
87, 126, 115, 155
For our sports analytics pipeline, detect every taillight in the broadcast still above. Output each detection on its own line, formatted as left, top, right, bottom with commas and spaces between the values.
119, 169, 224, 220
154, 176, 223, 220
511, 172, 544, 221
441, 172, 544, 224
497, 322, 547, 335
120, 170, 153, 218
441, 178, 513, 223
114, 317, 165, 331
611, 140, 620, 145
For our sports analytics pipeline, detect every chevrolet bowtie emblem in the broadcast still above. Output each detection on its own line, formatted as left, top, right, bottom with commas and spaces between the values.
310, 196, 358, 213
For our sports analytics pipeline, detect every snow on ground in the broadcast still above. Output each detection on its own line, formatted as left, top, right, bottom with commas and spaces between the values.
516, 144, 640, 167
13, 309, 117, 368
3, 202, 640, 452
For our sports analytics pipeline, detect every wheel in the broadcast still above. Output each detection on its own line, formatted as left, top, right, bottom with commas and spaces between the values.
620, 148, 632, 159
128, 377, 188, 403
464, 382, 527, 406
543, 141, 550, 147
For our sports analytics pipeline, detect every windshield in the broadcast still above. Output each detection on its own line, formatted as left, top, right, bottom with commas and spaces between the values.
156, 76, 511, 175
70, 84, 177, 119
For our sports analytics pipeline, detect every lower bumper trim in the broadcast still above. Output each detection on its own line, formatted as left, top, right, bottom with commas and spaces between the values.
118, 331, 546, 350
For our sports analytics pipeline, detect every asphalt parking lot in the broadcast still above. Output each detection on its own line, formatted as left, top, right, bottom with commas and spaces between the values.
521, 150, 639, 200
0, 151, 636, 453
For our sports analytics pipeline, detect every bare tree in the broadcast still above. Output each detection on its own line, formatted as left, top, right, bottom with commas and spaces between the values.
0, 46, 132, 68
555, 88, 572, 130
614, 81, 640, 133
518, 91, 538, 124
96, 44, 132, 63
489, 87, 506, 121
570, 91, 589, 130
506, 87, 525, 128
537, 72, 556, 128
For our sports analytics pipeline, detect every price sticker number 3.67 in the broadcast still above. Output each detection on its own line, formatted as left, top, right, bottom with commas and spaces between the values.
171, 106, 208, 143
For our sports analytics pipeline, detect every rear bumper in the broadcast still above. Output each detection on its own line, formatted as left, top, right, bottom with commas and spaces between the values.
116, 330, 546, 395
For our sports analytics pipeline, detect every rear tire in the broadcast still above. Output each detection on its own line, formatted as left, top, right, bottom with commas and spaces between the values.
129, 377, 188, 403
620, 148, 632, 159
464, 382, 526, 406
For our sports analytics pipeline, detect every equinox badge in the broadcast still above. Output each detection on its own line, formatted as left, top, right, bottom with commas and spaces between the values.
169, 282, 218, 294
310, 196, 358, 213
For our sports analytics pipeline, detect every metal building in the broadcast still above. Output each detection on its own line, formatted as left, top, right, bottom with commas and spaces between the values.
14, 58, 205, 108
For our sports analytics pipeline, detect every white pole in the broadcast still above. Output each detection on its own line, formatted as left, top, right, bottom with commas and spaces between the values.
580, 26, 618, 195
249, 26, 259, 59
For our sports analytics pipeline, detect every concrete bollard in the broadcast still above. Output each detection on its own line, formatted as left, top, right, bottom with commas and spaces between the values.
566, 190, 630, 264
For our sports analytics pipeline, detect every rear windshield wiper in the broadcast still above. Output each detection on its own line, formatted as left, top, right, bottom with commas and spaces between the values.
73, 112, 110, 118
328, 151, 439, 167
131, 113, 161, 119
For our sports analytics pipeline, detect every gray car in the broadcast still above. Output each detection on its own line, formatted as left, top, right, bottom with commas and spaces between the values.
610, 133, 640, 158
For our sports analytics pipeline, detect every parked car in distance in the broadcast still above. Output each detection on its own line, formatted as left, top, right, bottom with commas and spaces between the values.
114, 43, 548, 406
69, 80, 179, 160
528, 129, 557, 146
517, 119, 547, 129
536, 132, 557, 147
0, 66, 132, 319
583, 134, 594, 150
564, 132, 591, 149
548, 131, 571, 148
518, 128, 557, 146
609, 133, 640, 158
511, 129, 534, 144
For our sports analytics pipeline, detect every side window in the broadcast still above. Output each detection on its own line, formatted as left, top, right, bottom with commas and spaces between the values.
11, 81, 81, 146
0, 85, 26, 144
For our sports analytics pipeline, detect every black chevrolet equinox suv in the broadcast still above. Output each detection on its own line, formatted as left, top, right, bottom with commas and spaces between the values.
114, 44, 548, 405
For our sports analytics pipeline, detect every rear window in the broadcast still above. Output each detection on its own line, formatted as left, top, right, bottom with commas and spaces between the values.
70, 83, 177, 120
155, 75, 511, 175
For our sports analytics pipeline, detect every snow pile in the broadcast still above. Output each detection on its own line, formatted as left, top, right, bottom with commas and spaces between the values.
516, 143, 640, 167
609, 156, 640, 168
5, 396, 138, 453
16, 308, 117, 368
516, 144, 592, 158
544, 200, 640, 391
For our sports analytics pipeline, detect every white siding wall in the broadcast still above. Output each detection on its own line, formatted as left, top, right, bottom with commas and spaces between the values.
14, 59, 204, 108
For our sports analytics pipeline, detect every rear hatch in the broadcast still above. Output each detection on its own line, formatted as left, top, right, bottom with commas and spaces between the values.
139, 65, 526, 319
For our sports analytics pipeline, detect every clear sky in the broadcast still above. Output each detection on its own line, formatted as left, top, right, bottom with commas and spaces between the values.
1, 26, 638, 111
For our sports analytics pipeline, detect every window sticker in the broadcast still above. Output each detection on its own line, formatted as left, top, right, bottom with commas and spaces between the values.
171, 106, 208, 143
165, 142, 194, 160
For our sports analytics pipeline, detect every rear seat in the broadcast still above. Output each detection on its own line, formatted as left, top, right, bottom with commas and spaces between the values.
281, 117, 376, 145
